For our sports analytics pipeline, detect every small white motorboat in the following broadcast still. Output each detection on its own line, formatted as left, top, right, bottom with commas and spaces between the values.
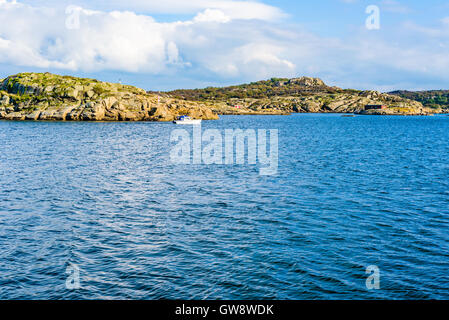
173, 115, 202, 125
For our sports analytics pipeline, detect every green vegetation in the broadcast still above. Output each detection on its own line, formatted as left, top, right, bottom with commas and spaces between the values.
11, 93, 32, 103
9, 72, 99, 88
389, 90, 449, 109
163, 77, 341, 102
92, 84, 110, 96
0, 72, 147, 101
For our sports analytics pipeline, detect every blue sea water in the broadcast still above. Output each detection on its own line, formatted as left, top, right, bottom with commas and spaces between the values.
0, 114, 448, 300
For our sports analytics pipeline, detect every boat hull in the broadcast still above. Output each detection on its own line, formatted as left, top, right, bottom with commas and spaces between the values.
173, 119, 202, 125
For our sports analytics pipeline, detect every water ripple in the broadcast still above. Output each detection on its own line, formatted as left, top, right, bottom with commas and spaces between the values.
0, 115, 448, 299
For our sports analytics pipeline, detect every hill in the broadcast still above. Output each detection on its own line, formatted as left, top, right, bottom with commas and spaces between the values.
389, 90, 449, 110
0, 73, 436, 121
0, 73, 218, 121
167, 77, 341, 100
163, 77, 432, 115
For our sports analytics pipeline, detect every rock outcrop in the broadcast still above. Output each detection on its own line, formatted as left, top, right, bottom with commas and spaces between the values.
166, 78, 434, 116
202, 90, 431, 115
276, 77, 326, 87
0, 73, 435, 121
0, 73, 219, 121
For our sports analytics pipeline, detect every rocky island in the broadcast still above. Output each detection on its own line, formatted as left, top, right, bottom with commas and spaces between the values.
0, 73, 437, 122
166, 77, 435, 116
0, 73, 217, 121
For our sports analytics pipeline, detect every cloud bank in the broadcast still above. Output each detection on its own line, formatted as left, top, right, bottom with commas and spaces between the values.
0, 1, 294, 77
1, 0, 449, 90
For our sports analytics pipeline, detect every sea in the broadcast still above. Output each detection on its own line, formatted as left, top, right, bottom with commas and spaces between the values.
0, 114, 448, 299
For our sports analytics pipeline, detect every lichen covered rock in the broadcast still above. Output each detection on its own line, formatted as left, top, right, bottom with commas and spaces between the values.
0, 73, 219, 121
166, 76, 432, 116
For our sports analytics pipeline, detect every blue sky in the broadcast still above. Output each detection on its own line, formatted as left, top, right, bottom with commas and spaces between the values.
0, 0, 449, 91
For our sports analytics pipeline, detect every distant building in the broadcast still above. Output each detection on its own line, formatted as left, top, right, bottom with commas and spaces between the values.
365, 104, 388, 110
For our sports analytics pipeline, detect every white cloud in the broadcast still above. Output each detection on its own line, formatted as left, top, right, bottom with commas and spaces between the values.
18, 0, 285, 21
193, 9, 231, 23
203, 43, 295, 78
0, 0, 291, 76
1, 0, 449, 90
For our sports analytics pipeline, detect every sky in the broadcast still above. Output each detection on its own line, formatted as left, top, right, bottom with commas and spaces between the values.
0, 0, 449, 91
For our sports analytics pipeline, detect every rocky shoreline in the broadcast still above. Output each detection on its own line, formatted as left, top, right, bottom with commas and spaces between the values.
0, 73, 218, 122
0, 73, 439, 121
